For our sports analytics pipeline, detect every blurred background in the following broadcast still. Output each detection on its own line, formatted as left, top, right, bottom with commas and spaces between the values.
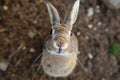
0, 0, 120, 80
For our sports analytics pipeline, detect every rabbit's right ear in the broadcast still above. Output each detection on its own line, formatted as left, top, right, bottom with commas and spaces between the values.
64, 0, 80, 29
45, 2, 60, 26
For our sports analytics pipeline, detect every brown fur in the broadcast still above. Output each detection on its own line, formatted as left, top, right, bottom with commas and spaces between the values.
41, 33, 78, 77
41, 0, 80, 77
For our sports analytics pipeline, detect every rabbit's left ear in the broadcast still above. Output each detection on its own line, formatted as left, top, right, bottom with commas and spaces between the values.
45, 2, 60, 26
64, 0, 80, 29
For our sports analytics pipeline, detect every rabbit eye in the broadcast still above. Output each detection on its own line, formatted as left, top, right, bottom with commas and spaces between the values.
50, 29, 52, 35
70, 32, 72, 36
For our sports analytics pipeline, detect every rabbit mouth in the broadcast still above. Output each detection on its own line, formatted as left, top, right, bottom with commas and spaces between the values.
47, 49, 70, 56
57, 47, 62, 53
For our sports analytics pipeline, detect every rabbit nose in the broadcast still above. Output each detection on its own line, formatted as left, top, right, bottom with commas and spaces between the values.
56, 37, 65, 46
54, 37, 68, 49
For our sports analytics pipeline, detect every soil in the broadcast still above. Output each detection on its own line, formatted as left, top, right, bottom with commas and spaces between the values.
0, 0, 120, 80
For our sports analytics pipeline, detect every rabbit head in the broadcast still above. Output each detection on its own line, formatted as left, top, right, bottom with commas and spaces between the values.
45, 0, 80, 56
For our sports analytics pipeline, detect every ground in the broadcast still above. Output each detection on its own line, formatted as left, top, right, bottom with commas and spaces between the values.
0, 0, 120, 80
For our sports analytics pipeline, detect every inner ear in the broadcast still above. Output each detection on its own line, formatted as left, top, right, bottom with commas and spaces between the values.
64, 0, 80, 29
45, 2, 60, 26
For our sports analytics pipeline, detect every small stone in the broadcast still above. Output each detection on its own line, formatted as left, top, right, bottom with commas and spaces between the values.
27, 30, 36, 39
96, 5, 100, 9
33, 20, 37, 24
105, 28, 109, 32
87, 7, 94, 17
29, 48, 35, 53
101, 78, 106, 80
98, 22, 102, 26
76, 32, 81, 36
93, 27, 97, 31
0, 60, 9, 71
22, 46, 26, 50
95, 5, 101, 13
88, 24, 93, 29
3, 5, 8, 10
12, 74, 16, 77
88, 53, 93, 59
85, 36, 89, 40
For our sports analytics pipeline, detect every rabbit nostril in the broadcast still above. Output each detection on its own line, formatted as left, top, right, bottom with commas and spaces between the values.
56, 43, 61, 47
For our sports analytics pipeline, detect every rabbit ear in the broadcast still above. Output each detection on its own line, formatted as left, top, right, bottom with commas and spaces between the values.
45, 2, 60, 25
64, 0, 80, 29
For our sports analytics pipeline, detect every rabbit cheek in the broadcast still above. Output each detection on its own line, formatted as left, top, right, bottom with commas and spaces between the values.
63, 44, 70, 52
48, 42, 56, 51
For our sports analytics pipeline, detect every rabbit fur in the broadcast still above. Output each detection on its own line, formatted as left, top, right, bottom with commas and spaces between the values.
41, 0, 80, 77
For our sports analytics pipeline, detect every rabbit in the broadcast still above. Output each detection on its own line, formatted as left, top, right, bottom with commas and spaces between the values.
41, 0, 80, 77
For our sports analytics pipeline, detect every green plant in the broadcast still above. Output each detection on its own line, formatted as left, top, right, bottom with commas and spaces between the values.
108, 43, 120, 55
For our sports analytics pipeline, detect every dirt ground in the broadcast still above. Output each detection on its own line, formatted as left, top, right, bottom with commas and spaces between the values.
0, 0, 120, 80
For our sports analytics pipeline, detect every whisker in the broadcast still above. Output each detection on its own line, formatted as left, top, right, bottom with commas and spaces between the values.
77, 57, 87, 72
33, 54, 42, 64
32, 62, 41, 80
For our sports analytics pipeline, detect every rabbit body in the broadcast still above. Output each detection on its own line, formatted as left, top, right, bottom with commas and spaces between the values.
41, 34, 78, 77
41, 0, 80, 77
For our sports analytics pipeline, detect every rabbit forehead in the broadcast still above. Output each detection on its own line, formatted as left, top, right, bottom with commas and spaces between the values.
52, 24, 71, 31
51, 24, 71, 41
52, 25, 71, 35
